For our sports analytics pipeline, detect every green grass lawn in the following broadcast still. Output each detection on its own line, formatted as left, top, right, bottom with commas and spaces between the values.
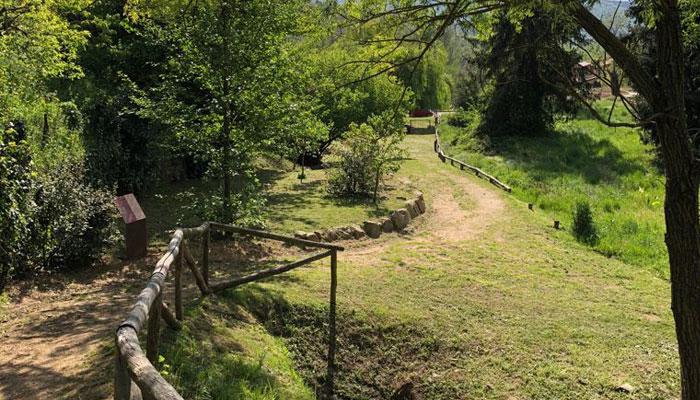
139, 163, 414, 245
155, 131, 677, 399
439, 102, 668, 276
408, 116, 437, 128
158, 295, 315, 400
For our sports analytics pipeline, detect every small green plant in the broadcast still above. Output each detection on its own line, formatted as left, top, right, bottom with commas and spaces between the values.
572, 201, 599, 246
327, 114, 405, 203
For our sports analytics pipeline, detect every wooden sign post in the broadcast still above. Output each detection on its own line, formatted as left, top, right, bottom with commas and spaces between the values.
115, 193, 147, 259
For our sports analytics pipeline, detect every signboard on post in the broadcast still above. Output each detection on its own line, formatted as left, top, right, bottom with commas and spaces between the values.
114, 193, 147, 259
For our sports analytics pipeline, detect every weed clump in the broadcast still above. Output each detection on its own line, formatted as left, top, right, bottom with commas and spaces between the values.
572, 201, 599, 246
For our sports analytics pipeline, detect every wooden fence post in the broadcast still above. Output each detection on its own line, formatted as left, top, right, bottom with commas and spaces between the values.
182, 242, 210, 295
146, 292, 162, 365
326, 250, 338, 400
175, 251, 183, 321
202, 228, 210, 285
114, 342, 132, 400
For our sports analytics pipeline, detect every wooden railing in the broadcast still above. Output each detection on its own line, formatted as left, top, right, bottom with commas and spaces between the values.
114, 221, 344, 400
433, 129, 512, 193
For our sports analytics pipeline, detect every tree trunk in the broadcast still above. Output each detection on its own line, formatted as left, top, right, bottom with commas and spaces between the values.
570, 2, 700, 398
41, 112, 49, 148
655, 4, 700, 399
661, 119, 700, 399
221, 109, 232, 222
373, 169, 380, 204
220, 2, 233, 222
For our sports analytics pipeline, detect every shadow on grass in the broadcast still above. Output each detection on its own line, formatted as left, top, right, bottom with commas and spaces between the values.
140, 168, 288, 242
225, 285, 473, 400
487, 128, 646, 184
159, 307, 285, 399
265, 187, 393, 230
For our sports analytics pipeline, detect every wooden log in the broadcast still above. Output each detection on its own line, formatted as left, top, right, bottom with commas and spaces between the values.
121, 275, 165, 334
114, 342, 134, 400
161, 302, 182, 331
146, 292, 161, 365
202, 228, 210, 285
153, 231, 183, 277
208, 222, 344, 251
174, 252, 183, 321
326, 250, 338, 400
210, 250, 333, 293
116, 327, 184, 400
179, 222, 209, 239
181, 242, 211, 295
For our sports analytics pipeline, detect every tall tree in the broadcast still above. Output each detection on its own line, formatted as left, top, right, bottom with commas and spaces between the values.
476, 9, 580, 136
397, 43, 452, 110
136, 0, 325, 221
342, 0, 700, 397
61, 0, 172, 194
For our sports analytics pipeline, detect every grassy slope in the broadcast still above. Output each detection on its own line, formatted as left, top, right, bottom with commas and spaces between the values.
439, 102, 668, 276
158, 295, 315, 400
153, 122, 677, 399
247, 135, 677, 399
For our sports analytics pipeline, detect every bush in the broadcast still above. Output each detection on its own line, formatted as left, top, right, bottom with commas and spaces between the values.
30, 161, 118, 272
327, 117, 404, 202
193, 177, 267, 229
447, 109, 473, 128
572, 201, 599, 246
1, 123, 117, 291
0, 123, 33, 290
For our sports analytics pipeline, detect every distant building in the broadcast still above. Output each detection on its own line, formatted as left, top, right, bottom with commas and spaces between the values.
572, 59, 614, 88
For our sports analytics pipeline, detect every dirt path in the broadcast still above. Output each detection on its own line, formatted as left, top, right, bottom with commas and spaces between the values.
0, 134, 509, 400
338, 134, 509, 265
0, 257, 157, 399
406, 134, 508, 242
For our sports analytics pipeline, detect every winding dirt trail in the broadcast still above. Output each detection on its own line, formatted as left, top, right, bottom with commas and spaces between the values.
0, 134, 509, 400
406, 134, 508, 243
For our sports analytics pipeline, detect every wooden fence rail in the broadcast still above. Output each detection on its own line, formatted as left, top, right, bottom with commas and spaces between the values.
433, 129, 512, 192
115, 221, 344, 400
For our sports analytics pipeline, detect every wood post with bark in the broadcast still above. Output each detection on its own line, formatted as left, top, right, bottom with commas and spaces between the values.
326, 249, 338, 400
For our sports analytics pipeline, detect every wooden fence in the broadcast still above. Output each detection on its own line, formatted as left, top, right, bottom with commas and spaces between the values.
433, 129, 512, 192
114, 221, 344, 400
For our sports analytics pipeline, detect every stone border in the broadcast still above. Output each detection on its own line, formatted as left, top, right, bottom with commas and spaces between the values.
294, 192, 427, 242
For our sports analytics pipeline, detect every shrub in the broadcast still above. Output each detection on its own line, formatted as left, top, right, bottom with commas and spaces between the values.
572, 201, 599, 246
1, 122, 117, 291
327, 116, 404, 202
0, 122, 34, 290
447, 109, 473, 128
29, 161, 118, 272
193, 177, 267, 229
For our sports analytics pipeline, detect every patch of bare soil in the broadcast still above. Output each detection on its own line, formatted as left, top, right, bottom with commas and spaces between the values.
0, 238, 322, 400
0, 255, 155, 400
426, 174, 507, 242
